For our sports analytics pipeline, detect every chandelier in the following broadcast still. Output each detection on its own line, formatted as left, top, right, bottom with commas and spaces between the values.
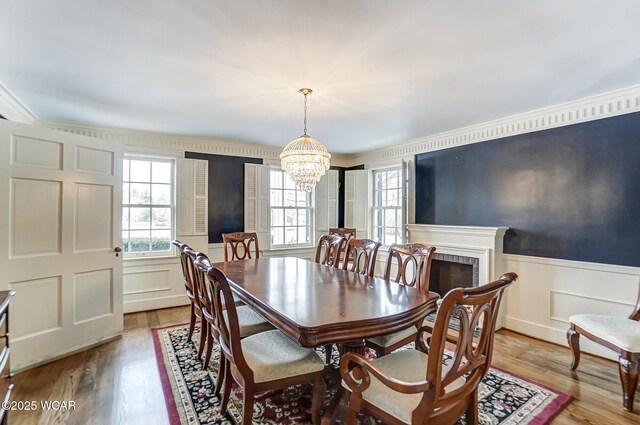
280, 88, 331, 192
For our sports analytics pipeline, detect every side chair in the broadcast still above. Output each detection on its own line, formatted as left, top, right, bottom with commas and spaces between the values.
365, 243, 436, 357
567, 281, 640, 412
204, 265, 325, 425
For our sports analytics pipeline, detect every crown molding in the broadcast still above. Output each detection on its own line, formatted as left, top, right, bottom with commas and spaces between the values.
0, 81, 37, 124
344, 84, 640, 166
36, 119, 350, 167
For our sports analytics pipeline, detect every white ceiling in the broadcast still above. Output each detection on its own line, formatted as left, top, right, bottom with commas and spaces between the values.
1, 1, 640, 154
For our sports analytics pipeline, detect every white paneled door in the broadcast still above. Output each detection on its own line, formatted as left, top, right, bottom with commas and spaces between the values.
0, 121, 123, 371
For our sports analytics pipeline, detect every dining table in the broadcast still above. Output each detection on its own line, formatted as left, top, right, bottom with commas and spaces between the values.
212, 256, 440, 350
211, 256, 440, 423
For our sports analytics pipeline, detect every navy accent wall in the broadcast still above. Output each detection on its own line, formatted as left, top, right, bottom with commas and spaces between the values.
184, 152, 262, 243
415, 112, 640, 267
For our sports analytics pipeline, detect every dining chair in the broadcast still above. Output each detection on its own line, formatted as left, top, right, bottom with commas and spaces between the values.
567, 282, 640, 412
222, 232, 260, 261
330, 227, 356, 265
193, 253, 274, 394
204, 265, 325, 425
172, 240, 207, 358
366, 243, 436, 357
341, 272, 518, 425
341, 238, 381, 277
315, 234, 347, 268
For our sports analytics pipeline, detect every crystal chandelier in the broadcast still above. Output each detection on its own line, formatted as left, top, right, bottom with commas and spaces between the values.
280, 88, 331, 192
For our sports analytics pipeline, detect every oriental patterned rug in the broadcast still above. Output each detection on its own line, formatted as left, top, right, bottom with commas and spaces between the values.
152, 323, 572, 425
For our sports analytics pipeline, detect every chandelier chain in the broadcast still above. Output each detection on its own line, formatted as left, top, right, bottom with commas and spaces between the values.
303, 92, 308, 135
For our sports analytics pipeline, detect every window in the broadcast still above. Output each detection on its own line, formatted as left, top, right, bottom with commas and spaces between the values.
270, 169, 312, 247
373, 168, 404, 246
122, 157, 174, 255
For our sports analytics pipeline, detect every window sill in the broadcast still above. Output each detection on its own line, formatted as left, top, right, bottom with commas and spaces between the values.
268, 245, 315, 252
124, 254, 179, 262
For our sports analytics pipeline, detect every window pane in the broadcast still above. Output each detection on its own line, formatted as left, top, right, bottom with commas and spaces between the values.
152, 208, 171, 229
296, 191, 308, 206
285, 227, 297, 244
384, 209, 396, 227
270, 171, 283, 189
151, 184, 171, 204
152, 162, 172, 184
284, 190, 296, 207
297, 210, 307, 226
123, 183, 130, 204
130, 183, 151, 205
397, 209, 403, 228
271, 189, 283, 207
123, 160, 130, 181
122, 208, 130, 229
271, 228, 284, 245
151, 230, 171, 251
284, 174, 296, 189
122, 231, 130, 253
129, 230, 151, 252
285, 209, 296, 226
381, 190, 387, 207
130, 207, 151, 229
271, 209, 284, 226
298, 227, 309, 244
129, 160, 151, 182
387, 171, 399, 189
387, 189, 399, 207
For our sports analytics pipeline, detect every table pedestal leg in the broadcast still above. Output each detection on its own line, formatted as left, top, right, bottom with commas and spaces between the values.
322, 339, 365, 424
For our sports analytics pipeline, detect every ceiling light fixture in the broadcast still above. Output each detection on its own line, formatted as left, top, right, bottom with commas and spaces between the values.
280, 88, 331, 192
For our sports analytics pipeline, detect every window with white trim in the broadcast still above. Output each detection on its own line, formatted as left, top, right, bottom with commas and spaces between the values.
122, 157, 174, 255
373, 168, 403, 246
269, 169, 312, 247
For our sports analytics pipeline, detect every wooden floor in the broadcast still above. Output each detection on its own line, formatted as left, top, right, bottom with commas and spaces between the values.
10, 306, 640, 425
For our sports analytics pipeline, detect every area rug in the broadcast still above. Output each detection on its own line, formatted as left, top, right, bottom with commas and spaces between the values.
152, 323, 572, 425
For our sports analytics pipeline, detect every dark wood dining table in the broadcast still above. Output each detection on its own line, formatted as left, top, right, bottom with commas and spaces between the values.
212, 256, 439, 351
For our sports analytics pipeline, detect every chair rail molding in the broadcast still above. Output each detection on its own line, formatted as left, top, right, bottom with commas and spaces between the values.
0, 81, 37, 124
345, 84, 640, 166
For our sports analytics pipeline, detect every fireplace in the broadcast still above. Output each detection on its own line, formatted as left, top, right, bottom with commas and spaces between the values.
429, 253, 479, 296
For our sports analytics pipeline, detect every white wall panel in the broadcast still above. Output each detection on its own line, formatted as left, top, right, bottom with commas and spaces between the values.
75, 183, 113, 251
12, 136, 62, 169
10, 178, 61, 257
74, 269, 113, 323
10, 276, 62, 339
75, 146, 114, 175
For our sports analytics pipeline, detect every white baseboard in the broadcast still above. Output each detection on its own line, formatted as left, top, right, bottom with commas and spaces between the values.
124, 294, 190, 314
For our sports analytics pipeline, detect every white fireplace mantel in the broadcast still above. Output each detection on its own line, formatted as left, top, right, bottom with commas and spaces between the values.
406, 224, 508, 285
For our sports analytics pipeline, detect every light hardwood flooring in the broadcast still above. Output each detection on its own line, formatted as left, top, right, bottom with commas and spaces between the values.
10, 306, 640, 425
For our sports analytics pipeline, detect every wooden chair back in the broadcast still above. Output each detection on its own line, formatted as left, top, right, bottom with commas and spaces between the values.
415, 272, 518, 423
342, 239, 381, 277
173, 240, 201, 308
315, 234, 346, 268
629, 281, 640, 320
383, 243, 436, 291
203, 266, 252, 374
192, 252, 215, 329
329, 227, 356, 242
222, 232, 260, 261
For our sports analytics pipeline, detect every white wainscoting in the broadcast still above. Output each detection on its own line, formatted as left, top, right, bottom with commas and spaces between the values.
122, 235, 207, 313
501, 253, 639, 360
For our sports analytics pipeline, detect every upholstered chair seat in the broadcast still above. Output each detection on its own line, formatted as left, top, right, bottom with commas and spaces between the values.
366, 326, 417, 348
341, 349, 465, 424
241, 330, 325, 382
224, 305, 274, 337
567, 283, 640, 413
570, 314, 640, 352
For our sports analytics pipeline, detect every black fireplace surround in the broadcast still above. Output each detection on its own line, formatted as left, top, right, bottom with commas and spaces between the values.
429, 253, 479, 297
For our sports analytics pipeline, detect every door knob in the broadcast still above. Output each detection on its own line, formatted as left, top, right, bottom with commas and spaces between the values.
114, 247, 122, 257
